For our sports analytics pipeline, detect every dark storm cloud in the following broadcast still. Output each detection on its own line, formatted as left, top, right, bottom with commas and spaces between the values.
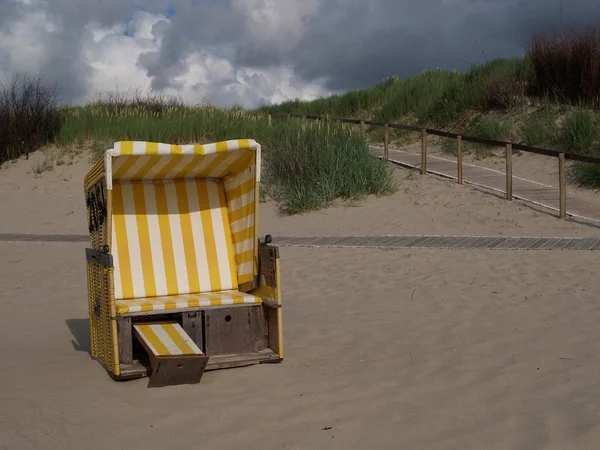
282, 0, 600, 92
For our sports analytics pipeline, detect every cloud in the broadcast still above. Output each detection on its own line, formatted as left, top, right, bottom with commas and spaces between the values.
2, 0, 600, 107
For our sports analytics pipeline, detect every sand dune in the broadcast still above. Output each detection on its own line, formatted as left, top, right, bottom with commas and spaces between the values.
2, 148, 598, 238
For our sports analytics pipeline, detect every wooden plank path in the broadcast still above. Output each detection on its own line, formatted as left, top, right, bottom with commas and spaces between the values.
377, 147, 600, 223
0, 233, 89, 243
272, 235, 600, 251
3, 233, 600, 250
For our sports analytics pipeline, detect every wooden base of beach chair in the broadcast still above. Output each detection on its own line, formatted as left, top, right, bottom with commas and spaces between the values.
133, 322, 209, 388
114, 349, 281, 380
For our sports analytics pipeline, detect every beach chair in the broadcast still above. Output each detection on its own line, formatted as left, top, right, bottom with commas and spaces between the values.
83, 139, 283, 387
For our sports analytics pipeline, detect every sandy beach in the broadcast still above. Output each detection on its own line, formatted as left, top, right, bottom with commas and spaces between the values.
1, 148, 599, 238
1, 148, 600, 449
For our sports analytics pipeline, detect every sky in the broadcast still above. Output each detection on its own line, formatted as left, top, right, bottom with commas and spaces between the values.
1, 0, 600, 108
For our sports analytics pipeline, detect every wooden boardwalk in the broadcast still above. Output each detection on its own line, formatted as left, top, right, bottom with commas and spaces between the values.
378, 147, 600, 223
3, 233, 600, 250
0, 233, 89, 243
272, 235, 600, 251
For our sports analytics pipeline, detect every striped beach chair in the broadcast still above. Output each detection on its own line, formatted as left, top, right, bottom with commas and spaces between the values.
84, 139, 283, 386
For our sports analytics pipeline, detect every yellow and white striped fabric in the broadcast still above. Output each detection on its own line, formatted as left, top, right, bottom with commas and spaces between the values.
108, 139, 258, 182
224, 166, 256, 284
133, 323, 203, 356
112, 179, 238, 300
115, 290, 262, 315
107, 139, 259, 292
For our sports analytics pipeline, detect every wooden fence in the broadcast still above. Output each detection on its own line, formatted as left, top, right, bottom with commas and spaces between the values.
266, 113, 600, 219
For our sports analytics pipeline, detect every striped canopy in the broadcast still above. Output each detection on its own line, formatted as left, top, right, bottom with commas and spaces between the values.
104, 139, 261, 186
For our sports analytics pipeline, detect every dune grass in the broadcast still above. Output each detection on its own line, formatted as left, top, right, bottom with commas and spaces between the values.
256, 76, 402, 119
258, 58, 531, 129
57, 100, 397, 215
568, 163, 600, 189
560, 109, 598, 154
464, 117, 509, 158
7, 27, 600, 196
522, 112, 557, 147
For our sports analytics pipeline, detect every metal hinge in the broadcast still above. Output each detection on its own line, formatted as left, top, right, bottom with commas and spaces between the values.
85, 247, 113, 268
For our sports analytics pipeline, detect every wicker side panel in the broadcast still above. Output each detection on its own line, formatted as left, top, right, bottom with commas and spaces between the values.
85, 174, 119, 376
87, 262, 117, 374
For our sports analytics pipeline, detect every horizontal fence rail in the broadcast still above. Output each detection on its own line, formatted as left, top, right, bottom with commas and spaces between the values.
264, 112, 600, 220
268, 113, 600, 165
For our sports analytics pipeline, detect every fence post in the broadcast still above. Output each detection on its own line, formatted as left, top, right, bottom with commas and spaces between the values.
421, 128, 427, 175
268, 114, 272, 127
287, 113, 291, 120
506, 143, 513, 201
360, 120, 365, 135
457, 135, 463, 185
559, 153, 566, 219
384, 123, 389, 160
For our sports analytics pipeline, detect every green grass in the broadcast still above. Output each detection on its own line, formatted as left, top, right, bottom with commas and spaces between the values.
256, 76, 402, 118
560, 109, 598, 153
375, 69, 461, 123
425, 58, 531, 126
568, 162, 600, 189
465, 117, 508, 157
258, 58, 531, 130
562, 109, 600, 187
58, 102, 397, 215
522, 113, 557, 146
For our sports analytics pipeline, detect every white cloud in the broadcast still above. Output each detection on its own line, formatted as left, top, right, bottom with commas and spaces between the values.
79, 9, 330, 107
232, 0, 321, 56
0, 8, 61, 74
0, 0, 331, 107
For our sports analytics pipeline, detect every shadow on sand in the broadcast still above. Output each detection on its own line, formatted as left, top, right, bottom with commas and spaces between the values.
65, 318, 91, 353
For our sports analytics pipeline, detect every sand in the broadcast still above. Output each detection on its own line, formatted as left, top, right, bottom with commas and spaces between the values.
2, 147, 600, 449
2, 147, 599, 237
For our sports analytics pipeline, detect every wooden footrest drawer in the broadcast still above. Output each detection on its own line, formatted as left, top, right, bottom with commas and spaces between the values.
133, 322, 209, 388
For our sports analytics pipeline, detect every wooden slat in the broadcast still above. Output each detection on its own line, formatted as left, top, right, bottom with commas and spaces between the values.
551, 238, 573, 250
205, 350, 280, 370
117, 316, 133, 364
563, 238, 592, 250
540, 238, 560, 250
421, 128, 428, 175
506, 143, 513, 201
204, 306, 266, 356
268, 235, 600, 251
528, 238, 550, 249
517, 237, 542, 249
487, 237, 509, 249
384, 123, 389, 160
559, 153, 566, 219
0, 233, 89, 243
465, 237, 490, 248
182, 312, 203, 350
457, 136, 463, 185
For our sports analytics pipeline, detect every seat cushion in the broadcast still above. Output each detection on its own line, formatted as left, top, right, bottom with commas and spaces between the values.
111, 179, 239, 300
115, 291, 262, 315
